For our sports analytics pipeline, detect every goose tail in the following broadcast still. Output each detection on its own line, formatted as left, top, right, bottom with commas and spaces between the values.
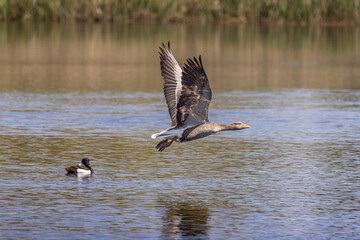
151, 132, 160, 139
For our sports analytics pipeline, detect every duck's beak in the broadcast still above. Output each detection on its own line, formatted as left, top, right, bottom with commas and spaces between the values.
243, 124, 250, 128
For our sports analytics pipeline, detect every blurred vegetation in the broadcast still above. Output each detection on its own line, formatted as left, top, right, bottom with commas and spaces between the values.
0, 0, 359, 24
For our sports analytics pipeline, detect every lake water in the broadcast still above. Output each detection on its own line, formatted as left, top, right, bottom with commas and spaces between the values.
0, 23, 359, 239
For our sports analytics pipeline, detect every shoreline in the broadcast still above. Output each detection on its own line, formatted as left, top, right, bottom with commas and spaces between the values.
1, 17, 359, 27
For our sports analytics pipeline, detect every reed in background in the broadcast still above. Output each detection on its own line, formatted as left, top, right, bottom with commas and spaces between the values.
0, 0, 359, 24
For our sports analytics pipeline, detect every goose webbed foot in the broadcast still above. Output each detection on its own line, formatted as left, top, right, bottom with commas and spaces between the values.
156, 139, 169, 149
158, 141, 171, 152
156, 137, 178, 152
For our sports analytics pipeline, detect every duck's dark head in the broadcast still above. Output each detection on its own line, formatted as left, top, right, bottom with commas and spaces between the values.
81, 157, 90, 167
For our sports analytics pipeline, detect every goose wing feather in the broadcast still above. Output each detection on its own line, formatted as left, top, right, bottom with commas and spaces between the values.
176, 56, 212, 126
159, 42, 183, 126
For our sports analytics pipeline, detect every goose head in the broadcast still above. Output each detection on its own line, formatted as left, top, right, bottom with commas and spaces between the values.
231, 122, 250, 130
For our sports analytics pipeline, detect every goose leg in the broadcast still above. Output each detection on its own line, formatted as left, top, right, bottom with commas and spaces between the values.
156, 139, 169, 149
158, 137, 178, 152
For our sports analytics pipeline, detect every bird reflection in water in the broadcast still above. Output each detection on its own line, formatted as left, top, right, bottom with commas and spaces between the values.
160, 200, 209, 240
65, 171, 92, 183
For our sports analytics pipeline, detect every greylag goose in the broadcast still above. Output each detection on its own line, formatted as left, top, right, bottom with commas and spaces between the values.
152, 42, 250, 152
65, 157, 93, 175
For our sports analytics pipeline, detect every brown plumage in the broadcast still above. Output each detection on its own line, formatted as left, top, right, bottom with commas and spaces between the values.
152, 42, 250, 152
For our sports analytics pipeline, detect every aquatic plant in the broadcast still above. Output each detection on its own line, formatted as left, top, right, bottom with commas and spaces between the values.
0, 0, 359, 24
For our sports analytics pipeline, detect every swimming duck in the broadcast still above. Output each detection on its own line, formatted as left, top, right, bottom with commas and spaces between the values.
65, 157, 93, 175
152, 42, 250, 152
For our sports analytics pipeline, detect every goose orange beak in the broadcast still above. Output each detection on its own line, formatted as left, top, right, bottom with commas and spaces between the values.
243, 124, 250, 128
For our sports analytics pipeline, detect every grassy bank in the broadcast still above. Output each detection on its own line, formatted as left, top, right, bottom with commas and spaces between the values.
1, 0, 359, 24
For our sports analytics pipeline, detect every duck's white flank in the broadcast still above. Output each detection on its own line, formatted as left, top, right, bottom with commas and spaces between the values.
76, 171, 91, 178
76, 168, 91, 174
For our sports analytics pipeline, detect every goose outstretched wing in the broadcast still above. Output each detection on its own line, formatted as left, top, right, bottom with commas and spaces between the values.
159, 42, 183, 126
176, 56, 212, 126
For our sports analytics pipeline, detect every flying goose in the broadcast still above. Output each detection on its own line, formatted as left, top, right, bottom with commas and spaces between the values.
152, 42, 250, 152
65, 157, 93, 175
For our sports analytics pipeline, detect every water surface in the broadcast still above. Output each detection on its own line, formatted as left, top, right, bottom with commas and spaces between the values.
0, 23, 359, 239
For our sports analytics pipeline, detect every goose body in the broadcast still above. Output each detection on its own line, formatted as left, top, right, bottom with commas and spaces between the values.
152, 42, 250, 151
65, 157, 93, 176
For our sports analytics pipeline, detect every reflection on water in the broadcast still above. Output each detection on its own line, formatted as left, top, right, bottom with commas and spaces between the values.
66, 171, 93, 180
66, 174, 92, 184
0, 23, 359, 239
0, 23, 359, 93
160, 199, 209, 240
